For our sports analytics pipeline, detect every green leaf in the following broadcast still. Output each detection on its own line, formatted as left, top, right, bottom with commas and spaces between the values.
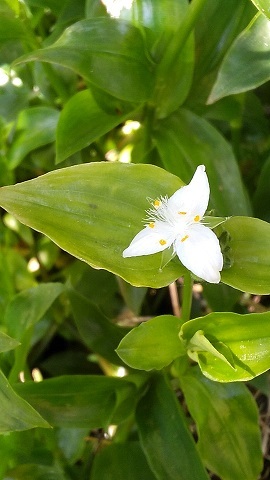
0, 370, 50, 432
179, 367, 263, 480
180, 311, 270, 381
68, 289, 128, 365
154, 108, 251, 216
8, 107, 59, 169
0, 162, 186, 288
5, 283, 64, 340
91, 442, 156, 480
0, 331, 19, 352
117, 315, 185, 370
208, 13, 270, 103
221, 216, 270, 294
15, 375, 136, 428
192, 0, 255, 84
253, 155, 270, 222
136, 374, 209, 480
5, 464, 67, 480
56, 89, 130, 163
15, 18, 154, 103
250, 0, 270, 18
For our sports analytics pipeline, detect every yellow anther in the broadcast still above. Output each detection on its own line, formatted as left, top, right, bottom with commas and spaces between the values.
159, 239, 167, 245
181, 235, 189, 242
194, 215, 200, 222
149, 222, 155, 229
154, 199, 161, 208
178, 211, 187, 215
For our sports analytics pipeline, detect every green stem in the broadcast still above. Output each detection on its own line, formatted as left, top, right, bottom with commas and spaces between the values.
153, 0, 208, 100
181, 273, 193, 322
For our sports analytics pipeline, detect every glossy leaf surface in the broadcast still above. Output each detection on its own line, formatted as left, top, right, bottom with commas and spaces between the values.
221, 216, 270, 294
117, 315, 185, 370
136, 374, 209, 480
0, 370, 50, 432
0, 162, 185, 288
15, 18, 154, 103
208, 13, 270, 103
250, 0, 270, 18
180, 311, 270, 381
154, 108, 251, 215
15, 375, 136, 428
179, 367, 262, 480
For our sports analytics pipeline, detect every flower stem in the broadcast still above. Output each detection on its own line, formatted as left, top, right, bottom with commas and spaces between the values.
181, 273, 193, 322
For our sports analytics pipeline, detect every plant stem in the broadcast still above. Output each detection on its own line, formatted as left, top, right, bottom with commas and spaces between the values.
181, 273, 193, 322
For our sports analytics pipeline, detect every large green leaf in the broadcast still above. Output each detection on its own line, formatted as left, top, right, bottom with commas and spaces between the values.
136, 374, 209, 480
253, 155, 270, 222
179, 367, 262, 480
208, 13, 270, 103
15, 375, 136, 428
154, 108, 251, 216
117, 315, 185, 370
56, 89, 130, 163
14, 18, 154, 103
0, 370, 50, 432
8, 107, 59, 169
0, 162, 185, 288
180, 311, 270, 381
4, 464, 67, 480
91, 442, 156, 480
221, 216, 270, 294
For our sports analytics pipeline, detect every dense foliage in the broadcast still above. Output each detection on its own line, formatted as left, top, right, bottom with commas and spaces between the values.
1, 0, 270, 479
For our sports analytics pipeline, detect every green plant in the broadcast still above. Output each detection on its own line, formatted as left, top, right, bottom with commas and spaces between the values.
1, 0, 270, 478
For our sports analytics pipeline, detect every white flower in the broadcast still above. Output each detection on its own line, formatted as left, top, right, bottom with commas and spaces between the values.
123, 165, 223, 283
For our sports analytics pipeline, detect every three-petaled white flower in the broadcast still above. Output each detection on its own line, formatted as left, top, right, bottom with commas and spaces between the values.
123, 165, 223, 283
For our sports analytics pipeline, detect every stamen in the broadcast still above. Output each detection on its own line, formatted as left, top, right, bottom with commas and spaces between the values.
159, 239, 167, 245
194, 215, 200, 222
154, 199, 161, 209
148, 222, 155, 229
181, 235, 189, 242
178, 211, 187, 215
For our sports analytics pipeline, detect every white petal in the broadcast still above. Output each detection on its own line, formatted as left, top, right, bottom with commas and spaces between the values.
175, 223, 223, 283
123, 222, 176, 258
168, 165, 209, 219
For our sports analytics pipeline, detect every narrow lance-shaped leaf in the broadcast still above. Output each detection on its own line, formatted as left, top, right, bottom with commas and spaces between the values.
178, 366, 263, 480
136, 374, 209, 480
208, 13, 270, 103
0, 370, 50, 433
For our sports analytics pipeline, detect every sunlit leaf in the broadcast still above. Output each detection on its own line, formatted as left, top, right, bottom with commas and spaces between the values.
208, 13, 270, 103
180, 311, 270, 381
117, 315, 185, 370
0, 162, 186, 288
